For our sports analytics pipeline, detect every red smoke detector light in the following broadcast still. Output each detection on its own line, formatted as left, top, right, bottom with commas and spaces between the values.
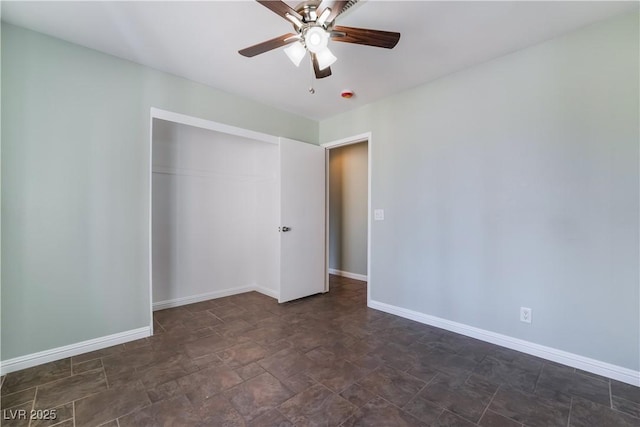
341, 90, 355, 99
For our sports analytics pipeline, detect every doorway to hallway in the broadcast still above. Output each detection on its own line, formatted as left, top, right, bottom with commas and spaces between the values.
322, 133, 371, 301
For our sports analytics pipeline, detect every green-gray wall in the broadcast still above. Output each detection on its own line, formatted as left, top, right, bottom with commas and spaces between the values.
329, 142, 368, 276
1, 23, 317, 361
320, 12, 640, 370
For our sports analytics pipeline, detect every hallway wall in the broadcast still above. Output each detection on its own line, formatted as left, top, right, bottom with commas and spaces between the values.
328, 142, 368, 277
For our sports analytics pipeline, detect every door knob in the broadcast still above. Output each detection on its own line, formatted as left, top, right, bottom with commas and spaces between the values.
279, 226, 291, 232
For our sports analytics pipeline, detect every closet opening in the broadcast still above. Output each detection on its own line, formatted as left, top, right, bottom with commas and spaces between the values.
148, 109, 280, 333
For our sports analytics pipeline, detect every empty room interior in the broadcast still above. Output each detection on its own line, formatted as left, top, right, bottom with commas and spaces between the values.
1, 1, 639, 426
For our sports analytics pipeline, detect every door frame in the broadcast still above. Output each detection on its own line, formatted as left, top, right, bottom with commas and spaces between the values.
148, 107, 279, 334
321, 132, 372, 306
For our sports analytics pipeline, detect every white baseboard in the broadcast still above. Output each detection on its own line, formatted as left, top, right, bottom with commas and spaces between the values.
253, 285, 279, 299
0, 327, 150, 376
329, 268, 368, 282
153, 286, 254, 311
153, 284, 279, 311
368, 300, 640, 387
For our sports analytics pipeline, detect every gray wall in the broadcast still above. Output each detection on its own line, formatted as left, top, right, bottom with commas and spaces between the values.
320, 12, 639, 370
1, 24, 317, 361
328, 142, 368, 276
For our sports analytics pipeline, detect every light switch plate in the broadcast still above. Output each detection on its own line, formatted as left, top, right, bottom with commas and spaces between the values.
374, 209, 385, 221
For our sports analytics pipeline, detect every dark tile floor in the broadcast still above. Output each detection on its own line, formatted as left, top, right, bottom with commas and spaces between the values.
1, 275, 639, 426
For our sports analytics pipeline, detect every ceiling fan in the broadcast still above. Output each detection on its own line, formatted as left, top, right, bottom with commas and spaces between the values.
238, 0, 401, 79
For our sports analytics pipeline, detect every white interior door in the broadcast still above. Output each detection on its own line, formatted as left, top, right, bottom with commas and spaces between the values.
279, 138, 326, 303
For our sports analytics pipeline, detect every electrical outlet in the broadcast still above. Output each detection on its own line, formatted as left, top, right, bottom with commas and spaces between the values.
374, 209, 385, 221
520, 307, 532, 324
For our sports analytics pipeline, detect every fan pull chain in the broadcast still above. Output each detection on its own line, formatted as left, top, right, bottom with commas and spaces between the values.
308, 56, 315, 94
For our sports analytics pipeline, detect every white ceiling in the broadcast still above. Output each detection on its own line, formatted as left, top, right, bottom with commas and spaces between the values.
2, 1, 637, 120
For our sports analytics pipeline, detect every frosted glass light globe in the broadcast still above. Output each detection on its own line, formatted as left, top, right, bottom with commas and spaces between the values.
305, 27, 329, 53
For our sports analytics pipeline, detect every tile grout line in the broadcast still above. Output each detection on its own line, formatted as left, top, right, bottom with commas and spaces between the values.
566, 396, 573, 427
360, 378, 438, 423
608, 395, 640, 419
73, 400, 76, 427
477, 383, 500, 424
338, 413, 355, 427
398, 371, 442, 422
608, 380, 613, 409
276, 407, 296, 425
406, 370, 440, 410
28, 387, 38, 427
103, 363, 110, 389
532, 363, 545, 394
390, 391, 439, 425
401, 380, 431, 412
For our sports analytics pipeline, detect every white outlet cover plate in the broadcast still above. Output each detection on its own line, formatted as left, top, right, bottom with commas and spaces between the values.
520, 307, 532, 323
374, 209, 384, 221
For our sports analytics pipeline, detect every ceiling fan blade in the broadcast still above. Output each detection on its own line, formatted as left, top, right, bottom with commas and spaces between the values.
239, 33, 298, 57
319, 1, 350, 24
256, 0, 304, 22
312, 54, 332, 79
331, 25, 400, 49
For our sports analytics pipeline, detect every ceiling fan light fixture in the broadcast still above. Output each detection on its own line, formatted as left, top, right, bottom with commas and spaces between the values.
284, 41, 307, 67
315, 47, 337, 70
305, 26, 329, 53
